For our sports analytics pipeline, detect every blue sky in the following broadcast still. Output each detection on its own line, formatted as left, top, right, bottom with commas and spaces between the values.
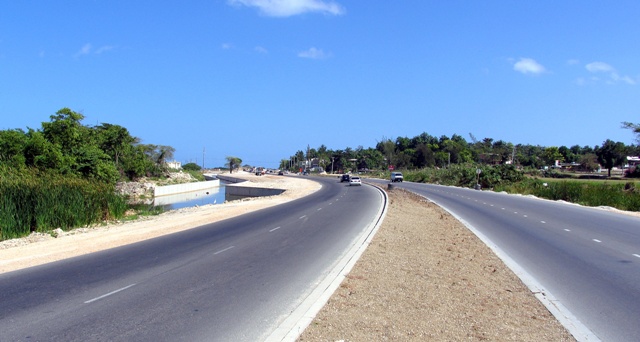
1, 1, 639, 168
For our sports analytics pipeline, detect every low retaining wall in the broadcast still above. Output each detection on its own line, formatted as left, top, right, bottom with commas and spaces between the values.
217, 174, 286, 201
154, 179, 221, 197
224, 185, 285, 201
215, 174, 247, 184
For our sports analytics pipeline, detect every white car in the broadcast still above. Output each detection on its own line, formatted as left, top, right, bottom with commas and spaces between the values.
390, 172, 403, 182
349, 176, 362, 186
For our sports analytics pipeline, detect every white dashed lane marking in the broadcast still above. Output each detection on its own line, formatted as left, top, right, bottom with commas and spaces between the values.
85, 284, 136, 304
214, 246, 235, 255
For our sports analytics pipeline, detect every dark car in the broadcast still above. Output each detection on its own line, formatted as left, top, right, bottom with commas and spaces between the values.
340, 174, 350, 182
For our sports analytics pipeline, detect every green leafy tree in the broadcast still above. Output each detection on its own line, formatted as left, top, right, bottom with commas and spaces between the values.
24, 129, 66, 171
0, 129, 28, 167
595, 139, 626, 177
94, 123, 138, 169
579, 153, 599, 172
41, 108, 88, 156
541, 146, 564, 166
182, 162, 201, 171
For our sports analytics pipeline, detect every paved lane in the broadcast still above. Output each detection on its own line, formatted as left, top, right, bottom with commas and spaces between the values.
0, 177, 385, 341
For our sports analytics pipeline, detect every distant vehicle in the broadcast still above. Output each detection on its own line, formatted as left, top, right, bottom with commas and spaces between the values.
349, 176, 362, 186
340, 174, 350, 182
278, 170, 284, 175
390, 172, 403, 182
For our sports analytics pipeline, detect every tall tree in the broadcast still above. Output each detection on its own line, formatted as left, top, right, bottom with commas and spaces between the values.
541, 146, 564, 166
225, 156, 242, 173
595, 139, 626, 177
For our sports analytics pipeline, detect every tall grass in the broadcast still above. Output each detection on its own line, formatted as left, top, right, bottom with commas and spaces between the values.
380, 165, 639, 212
495, 179, 640, 211
0, 167, 127, 241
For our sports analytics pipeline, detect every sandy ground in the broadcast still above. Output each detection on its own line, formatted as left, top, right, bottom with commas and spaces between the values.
1, 173, 574, 341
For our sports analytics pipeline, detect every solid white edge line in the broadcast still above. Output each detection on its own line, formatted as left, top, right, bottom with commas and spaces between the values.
265, 184, 388, 342
84, 284, 136, 304
414, 195, 601, 342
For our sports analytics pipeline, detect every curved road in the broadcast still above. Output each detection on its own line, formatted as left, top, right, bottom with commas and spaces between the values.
0, 176, 385, 341
371, 179, 640, 342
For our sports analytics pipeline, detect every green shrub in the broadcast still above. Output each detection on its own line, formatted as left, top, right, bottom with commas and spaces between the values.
0, 167, 127, 241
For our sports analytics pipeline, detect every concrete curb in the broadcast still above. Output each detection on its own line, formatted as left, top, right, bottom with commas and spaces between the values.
265, 182, 389, 342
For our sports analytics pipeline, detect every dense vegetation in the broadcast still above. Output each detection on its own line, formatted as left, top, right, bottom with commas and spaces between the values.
0, 108, 176, 241
0, 108, 175, 183
281, 132, 640, 177
281, 125, 640, 212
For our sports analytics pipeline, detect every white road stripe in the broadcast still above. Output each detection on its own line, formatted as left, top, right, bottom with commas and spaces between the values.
214, 246, 235, 255
269, 227, 281, 232
593, 239, 602, 243
85, 284, 136, 304
299, 215, 307, 219
633, 254, 640, 258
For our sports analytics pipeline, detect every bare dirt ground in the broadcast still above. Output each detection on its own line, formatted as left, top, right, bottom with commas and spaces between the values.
298, 188, 573, 341
1, 173, 574, 341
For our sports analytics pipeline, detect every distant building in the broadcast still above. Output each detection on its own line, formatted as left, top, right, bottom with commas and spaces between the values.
166, 161, 182, 170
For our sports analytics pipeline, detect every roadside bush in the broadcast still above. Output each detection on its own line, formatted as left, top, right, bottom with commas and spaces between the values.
0, 167, 127, 241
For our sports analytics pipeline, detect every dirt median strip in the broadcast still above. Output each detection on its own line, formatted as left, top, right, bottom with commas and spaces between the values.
297, 188, 575, 341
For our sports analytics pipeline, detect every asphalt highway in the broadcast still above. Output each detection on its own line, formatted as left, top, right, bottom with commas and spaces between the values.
0, 176, 385, 341
372, 179, 640, 342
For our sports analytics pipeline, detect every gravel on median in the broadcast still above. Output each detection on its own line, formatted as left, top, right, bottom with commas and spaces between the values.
297, 188, 575, 341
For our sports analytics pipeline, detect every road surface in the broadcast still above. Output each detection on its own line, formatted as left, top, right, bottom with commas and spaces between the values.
0, 176, 385, 341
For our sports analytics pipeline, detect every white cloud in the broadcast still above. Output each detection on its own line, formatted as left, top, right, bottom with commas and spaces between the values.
567, 59, 580, 66
583, 61, 637, 85
75, 43, 92, 57
513, 58, 546, 75
74, 43, 115, 58
255, 46, 268, 54
611, 72, 637, 85
585, 61, 614, 73
298, 47, 329, 59
95, 45, 114, 54
228, 0, 345, 17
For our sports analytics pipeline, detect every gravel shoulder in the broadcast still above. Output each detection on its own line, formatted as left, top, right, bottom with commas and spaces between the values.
0, 174, 574, 341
